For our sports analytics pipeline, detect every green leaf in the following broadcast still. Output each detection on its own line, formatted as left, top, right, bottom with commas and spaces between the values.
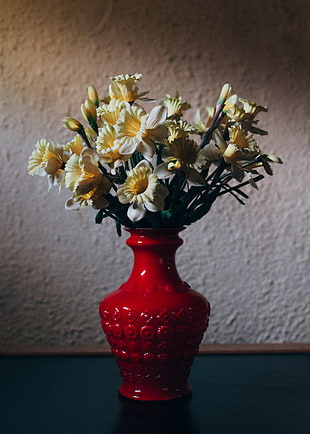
116, 220, 122, 236
95, 209, 105, 224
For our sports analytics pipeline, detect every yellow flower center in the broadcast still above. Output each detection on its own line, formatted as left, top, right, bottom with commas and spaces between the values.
130, 177, 149, 195
167, 159, 182, 171
169, 138, 199, 165
126, 116, 142, 137
119, 166, 158, 205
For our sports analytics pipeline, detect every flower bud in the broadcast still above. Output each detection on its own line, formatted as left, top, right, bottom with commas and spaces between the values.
217, 83, 231, 105
81, 99, 97, 124
62, 117, 83, 132
87, 85, 99, 108
265, 154, 283, 164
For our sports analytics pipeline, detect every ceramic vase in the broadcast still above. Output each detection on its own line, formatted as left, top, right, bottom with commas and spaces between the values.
99, 228, 210, 401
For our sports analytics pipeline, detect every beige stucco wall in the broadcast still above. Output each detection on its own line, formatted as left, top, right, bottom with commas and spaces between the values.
1, 0, 309, 346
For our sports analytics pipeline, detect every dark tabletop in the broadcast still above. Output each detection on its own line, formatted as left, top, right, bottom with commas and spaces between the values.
1, 353, 309, 434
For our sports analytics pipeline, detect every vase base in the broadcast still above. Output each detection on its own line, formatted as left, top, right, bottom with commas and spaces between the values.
118, 382, 192, 401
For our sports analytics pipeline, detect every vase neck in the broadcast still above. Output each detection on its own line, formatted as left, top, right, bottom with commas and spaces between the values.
124, 229, 184, 290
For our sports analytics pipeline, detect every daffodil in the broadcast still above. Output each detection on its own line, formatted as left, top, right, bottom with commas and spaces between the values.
154, 137, 207, 186
64, 135, 85, 156
192, 107, 216, 133
207, 126, 261, 181
237, 98, 268, 134
117, 105, 168, 160
28, 138, 69, 189
163, 92, 191, 118
239, 98, 268, 119
96, 124, 131, 170
203, 128, 229, 162
109, 73, 149, 103
97, 99, 126, 126
166, 119, 196, 143
65, 148, 111, 209
223, 94, 239, 116
117, 161, 168, 222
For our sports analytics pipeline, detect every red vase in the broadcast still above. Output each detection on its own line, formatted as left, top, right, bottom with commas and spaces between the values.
99, 228, 210, 401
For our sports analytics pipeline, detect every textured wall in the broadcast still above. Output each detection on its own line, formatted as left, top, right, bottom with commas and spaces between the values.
0, 0, 309, 346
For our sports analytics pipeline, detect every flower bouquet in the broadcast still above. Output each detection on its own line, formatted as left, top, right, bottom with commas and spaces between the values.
28, 73, 282, 235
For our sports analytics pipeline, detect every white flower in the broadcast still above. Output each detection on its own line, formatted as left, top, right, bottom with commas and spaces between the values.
154, 138, 207, 187
65, 148, 111, 209
116, 105, 168, 160
192, 107, 216, 133
97, 99, 126, 126
28, 138, 69, 190
166, 119, 196, 143
205, 127, 261, 181
163, 92, 191, 118
96, 124, 131, 171
109, 73, 149, 102
117, 160, 168, 222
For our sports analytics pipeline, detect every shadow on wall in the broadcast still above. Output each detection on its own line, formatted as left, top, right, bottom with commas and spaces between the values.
3, 0, 309, 105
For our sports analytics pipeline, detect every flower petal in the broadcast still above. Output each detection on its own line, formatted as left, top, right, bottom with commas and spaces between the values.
154, 162, 171, 179
116, 185, 129, 204
145, 196, 165, 212
230, 163, 244, 182
127, 203, 146, 221
146, 105, 167, 129
184, 167, 206, 187
146, 124, 169, 142
92, 196, 109, 209
137, 141, 156, 160
157, 183, 169, 199
119, 141, 138, 155
65, 197, 81, 210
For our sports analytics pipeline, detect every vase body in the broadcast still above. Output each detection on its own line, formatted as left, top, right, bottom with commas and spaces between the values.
99, 228, 210, 401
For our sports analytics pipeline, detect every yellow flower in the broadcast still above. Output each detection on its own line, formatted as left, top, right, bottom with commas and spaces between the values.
192, 107, 216, 133
96, 124, 131, 170
65, 148, 111, 209
204, 126, 262, 181
166, 119, 196, 143
109, 73, 149, 102
117, 161, 168, 222
239, 98, 268, 118
238, 98, 268, 134
228, 125, 258, 150
64, 135, 84, 156
223, 94, 239, 115
97, 99, 126, 126
204, 129, 228, 162
155, 137, 207, 186
163, 92, 191, 118
224, 126, 260, 181
117, 105, 168, 160
64, 128, 97, 154
28, 139, 68, 189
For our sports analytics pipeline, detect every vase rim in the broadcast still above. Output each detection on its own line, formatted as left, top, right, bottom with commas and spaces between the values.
124, 227, 185, 232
